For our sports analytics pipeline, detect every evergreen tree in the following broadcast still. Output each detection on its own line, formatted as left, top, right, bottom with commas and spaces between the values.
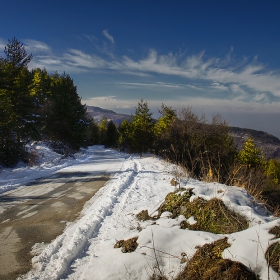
130, 99, 155, 154
118, 119, 132, 151
85, 120, 99, 145
45, 73, 90, 149
0, 38, 33, 166
238, 137, 263, 168
264, 159, 280, 184
105, 120, 119, 147
154, 104, 176, 136
99, 116, 108, 145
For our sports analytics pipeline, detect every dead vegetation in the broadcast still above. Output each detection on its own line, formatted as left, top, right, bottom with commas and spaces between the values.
265, 225, 280, 276
136, 210, 153, 221
114, 237, 138, 253
176, 238, 258, 280
155, 189, 248, 234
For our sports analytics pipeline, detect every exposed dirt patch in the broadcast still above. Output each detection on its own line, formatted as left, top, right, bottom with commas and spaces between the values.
0, 173, 109, 280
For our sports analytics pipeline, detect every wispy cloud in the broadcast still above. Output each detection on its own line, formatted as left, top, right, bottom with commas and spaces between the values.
83, 34, 98, 43
0, 38, 6, 52
102, 29, 114, 43
118, 49, 280, 102
116, 81, 188, 90
64, 49, 108, 69
6, 36, 280, 104
23, 39, 51, 54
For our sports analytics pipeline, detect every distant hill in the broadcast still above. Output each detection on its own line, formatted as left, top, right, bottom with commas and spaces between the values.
86, 106, 130, 125
86, 106, 280, 160
228, 126, 280, 160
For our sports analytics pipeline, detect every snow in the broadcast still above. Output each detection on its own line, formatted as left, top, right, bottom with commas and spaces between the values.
1, 144, 279, 279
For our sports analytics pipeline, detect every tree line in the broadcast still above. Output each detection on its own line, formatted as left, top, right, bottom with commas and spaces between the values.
0, 37, 92, 166
115, 99, 280, 214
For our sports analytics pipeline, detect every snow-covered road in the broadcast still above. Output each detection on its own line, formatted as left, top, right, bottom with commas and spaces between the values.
21, 147, 174, 279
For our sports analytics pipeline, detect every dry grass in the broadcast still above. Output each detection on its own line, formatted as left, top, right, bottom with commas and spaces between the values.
114, 237, 138, 253
156, 190, 248, 234
176, 238, 258, 280
136, 210, 153, 221
265, 225, 280, 276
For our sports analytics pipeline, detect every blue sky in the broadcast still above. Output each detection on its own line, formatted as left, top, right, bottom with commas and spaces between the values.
1, 0, 280, 136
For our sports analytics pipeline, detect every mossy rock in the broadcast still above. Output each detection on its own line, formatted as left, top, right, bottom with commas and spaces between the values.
114, 237, 138, 253
176, 238, 258, 280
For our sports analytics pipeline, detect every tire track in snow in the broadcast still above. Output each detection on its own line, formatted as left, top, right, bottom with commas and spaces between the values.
65, 157, 144, 279
22, 155, 141, 280
66, 157, 172, 280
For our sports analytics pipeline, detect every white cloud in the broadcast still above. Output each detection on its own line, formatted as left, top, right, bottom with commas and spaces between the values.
0, 38, 6, 52
116, 81, 186, 89
83, 34, 98, 43
23, 39, 51, 54
102, 29, 114, 43
64, 49, 108, 69
8, 37, 280, 105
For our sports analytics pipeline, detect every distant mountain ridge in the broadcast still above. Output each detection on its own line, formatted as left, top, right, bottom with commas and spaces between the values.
228, 127, 280, 159
86, 106, 130, 125
86, 105, 280, 160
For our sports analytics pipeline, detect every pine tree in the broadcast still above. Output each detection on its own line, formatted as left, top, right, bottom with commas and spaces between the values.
238, 137, 263, 168
45, 73, 90, 150
130, 99, 155, 155
0, 38, 33, 166
99, 116, 108, 145
106, 120, 119, 147
118, 119, 132, 151
30, 68, 52, 139
85, 120, 99, 145
154, 104, 176, 136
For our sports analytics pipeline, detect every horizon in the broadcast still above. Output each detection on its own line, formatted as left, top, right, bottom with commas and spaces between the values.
1, 1, 280, 137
